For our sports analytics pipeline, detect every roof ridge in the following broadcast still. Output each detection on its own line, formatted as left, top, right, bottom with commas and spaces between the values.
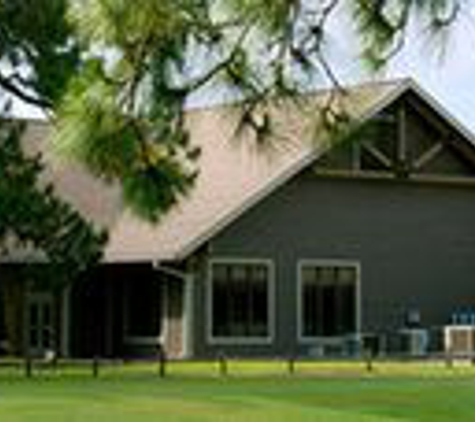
184, 77, 413, 115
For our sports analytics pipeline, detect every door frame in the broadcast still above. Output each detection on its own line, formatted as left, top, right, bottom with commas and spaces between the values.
25, 291, 55, 357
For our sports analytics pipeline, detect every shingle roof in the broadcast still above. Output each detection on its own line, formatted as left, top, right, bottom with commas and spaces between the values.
105, 78, 410, 262
8, 78, 454, 263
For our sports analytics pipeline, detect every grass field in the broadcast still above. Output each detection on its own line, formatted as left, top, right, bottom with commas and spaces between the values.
1, 360, 475, 421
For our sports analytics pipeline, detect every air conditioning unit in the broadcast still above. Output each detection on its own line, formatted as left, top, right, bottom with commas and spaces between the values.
399, 328, 428, 356
444, 325, 475, 356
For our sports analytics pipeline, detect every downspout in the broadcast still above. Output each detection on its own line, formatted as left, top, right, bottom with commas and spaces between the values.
152, 262, 194, 359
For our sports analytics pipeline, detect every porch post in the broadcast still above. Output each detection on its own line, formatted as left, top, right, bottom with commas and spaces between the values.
104, 281, 114, 357
153, 262, 194, 359
183, 274, 194, 359
60, 284, 71, 358
161, 281, 169, 349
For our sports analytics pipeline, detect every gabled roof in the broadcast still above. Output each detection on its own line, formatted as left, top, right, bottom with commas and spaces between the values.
7, 78, 475, 263
103, 78, 417, 262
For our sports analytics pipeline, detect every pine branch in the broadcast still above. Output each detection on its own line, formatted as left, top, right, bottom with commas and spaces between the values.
0, 71, 53, 109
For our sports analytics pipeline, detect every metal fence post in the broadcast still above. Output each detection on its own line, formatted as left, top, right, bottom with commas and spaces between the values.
25, 356, 33, 378
158, 346, 167, 378
288, 356, 295, 375
364, 348, 373, 372
218, 352, 227, 377
92, 355, 100, 378
445, 348, 453, 369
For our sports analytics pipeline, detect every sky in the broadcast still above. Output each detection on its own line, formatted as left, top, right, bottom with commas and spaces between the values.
13, 4, 475, 134
326, 2, 475, 133
388, 13, 475, 133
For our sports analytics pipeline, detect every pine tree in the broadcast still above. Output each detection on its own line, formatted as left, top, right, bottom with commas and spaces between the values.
0, 120, 106, 353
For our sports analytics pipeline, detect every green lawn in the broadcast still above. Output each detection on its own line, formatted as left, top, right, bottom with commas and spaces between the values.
1, 361, 475, 421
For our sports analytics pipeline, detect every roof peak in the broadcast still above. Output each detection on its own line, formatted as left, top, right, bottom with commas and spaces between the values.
184, 77, 415, 114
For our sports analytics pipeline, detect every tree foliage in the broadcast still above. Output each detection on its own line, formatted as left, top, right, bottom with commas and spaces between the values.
0, 0, 466, 222
0, 121, 106, 289
0, 0, 80, 108
351, 0, 463, 69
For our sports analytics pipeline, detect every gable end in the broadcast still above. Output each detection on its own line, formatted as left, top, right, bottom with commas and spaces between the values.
313, 87, 475, 181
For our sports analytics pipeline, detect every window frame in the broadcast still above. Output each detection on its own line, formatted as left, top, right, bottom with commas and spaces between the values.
207, 257, 275, 345
297, 259, 361, 343
26, 291, 55, 355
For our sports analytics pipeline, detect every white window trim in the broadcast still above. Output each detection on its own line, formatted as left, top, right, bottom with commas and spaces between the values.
207, 257, 275, 345
297, 259, 362, 344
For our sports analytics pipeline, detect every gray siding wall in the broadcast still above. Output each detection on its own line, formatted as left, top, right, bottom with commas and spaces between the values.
191, 172, 475, 357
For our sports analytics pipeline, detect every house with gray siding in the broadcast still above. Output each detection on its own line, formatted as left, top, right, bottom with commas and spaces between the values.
3, 78, 475, 359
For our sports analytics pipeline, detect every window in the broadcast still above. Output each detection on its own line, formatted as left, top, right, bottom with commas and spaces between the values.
27, 292, 54, 355
299, 261, 359, 339
209, 260, 273, 342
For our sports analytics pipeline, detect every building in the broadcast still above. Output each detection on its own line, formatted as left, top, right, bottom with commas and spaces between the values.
3, 78, 475, 358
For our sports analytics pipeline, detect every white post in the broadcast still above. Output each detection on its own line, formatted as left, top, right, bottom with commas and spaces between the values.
153, 262, 194, 359
182, 274, 194, 358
